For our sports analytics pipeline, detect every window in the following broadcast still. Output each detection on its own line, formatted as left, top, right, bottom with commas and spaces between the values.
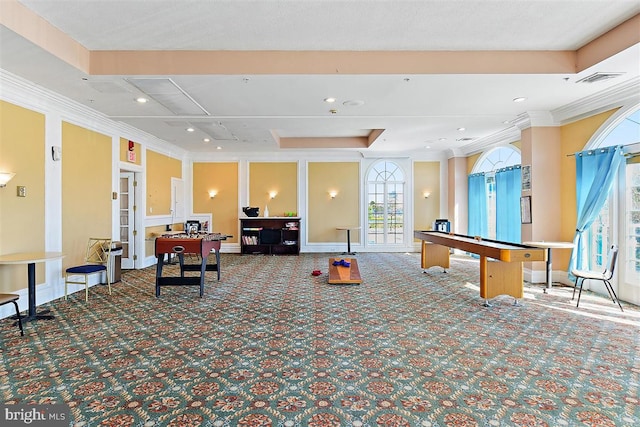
585, 106, 640, 303
471, 147, 521, 240
624, 163, 640, 282
367, 161, 405, 245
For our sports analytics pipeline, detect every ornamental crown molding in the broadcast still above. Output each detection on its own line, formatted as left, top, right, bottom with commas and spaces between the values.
457, 126, 521, 157
0, 69, 187, 159
552, 76, 640, 125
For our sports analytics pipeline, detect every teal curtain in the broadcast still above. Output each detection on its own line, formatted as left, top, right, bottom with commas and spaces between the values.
495, 165, 522, 243
569, 146, 624, 275
468, 173, 488, 237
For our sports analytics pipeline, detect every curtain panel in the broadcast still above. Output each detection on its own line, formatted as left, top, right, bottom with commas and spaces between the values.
495, 165, 522, 243
569, 146, 624, 275
468, 173, 488, 238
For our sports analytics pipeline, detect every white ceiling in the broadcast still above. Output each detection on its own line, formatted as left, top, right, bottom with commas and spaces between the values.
1, 0, 639, 156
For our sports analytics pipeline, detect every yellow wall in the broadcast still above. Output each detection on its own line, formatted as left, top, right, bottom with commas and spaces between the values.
466, 153, 481, 175
413, 162, 440, 235
119, 137, 141, 166
0, 101, 46, 292
193, 162, 239, 242
248, 162, 297, 217
146, 149, 182, 215
308, 162, 360, 242
62, 122, 112, 269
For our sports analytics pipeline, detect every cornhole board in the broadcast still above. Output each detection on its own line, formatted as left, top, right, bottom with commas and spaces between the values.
328, 258, 362, 285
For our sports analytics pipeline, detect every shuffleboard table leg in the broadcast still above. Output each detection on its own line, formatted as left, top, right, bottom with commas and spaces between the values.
482, 299, 492, 307
513, 298, 522, 306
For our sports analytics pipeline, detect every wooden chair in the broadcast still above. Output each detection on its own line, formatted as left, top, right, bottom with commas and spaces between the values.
65, 238, 112, 302
0, 294, 24, 336
571, 244, 623, 312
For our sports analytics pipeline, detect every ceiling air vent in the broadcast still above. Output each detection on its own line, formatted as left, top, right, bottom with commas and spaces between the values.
576, 72, 624, 84
126, 78, 209, 115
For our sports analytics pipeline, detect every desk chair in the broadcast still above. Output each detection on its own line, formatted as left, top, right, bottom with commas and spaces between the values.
65, 238, 112, 302
571, 244, 623, 312
0, 294, 24, 336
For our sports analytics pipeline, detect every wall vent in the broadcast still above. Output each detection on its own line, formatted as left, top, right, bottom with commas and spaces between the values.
576, 72, 624, 84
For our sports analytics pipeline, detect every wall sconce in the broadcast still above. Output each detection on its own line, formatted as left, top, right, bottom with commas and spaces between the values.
423, 191, 431, 199
269, 191, 277, 199
209, 190, 217, 199
0, 172, 16, 188
329, 191, 337, 199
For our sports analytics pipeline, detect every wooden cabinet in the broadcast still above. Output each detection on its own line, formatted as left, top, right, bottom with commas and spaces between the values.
240, 217, 301, 255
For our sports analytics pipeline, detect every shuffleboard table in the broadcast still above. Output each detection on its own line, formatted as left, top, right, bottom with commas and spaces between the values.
155, 233, 229, 297
414, 230, 547, 306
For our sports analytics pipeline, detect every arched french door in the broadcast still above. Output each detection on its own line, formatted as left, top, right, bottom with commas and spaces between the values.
367, 161, 405, 245
583, 106, 640, 305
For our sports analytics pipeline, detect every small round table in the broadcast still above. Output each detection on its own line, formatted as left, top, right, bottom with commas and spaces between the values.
523, 241, 574, 293
336, 226, 361, 255
0, 252, 65, 322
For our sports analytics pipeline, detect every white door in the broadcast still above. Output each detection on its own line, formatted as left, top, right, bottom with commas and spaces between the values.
171, 177, 185, 225
367, 161, 405, 245
620, 162, 640, 305
119, 172, 136, 269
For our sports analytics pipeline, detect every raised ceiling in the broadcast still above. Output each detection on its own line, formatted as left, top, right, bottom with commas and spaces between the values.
1, 0, 639, 156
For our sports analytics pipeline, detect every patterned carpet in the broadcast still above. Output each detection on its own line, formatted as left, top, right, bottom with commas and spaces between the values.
1, 252, 639, 427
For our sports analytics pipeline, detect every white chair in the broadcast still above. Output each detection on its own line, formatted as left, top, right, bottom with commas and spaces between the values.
571, 244, 623, 312
65, 238, 112, 302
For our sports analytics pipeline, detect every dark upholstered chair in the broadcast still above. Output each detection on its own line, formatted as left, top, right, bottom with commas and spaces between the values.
0, 293, 24, 336
571, 244, 623, 312
65, 238, 112, 302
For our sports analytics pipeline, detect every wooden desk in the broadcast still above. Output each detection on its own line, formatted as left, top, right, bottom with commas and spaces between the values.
328, 258, 362, 285
414, 231, 546, 305
155, 233, 228, 297
522, 241, 574, 293
0, 252, 64, 322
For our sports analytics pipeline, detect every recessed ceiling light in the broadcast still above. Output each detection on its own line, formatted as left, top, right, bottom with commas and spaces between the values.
513, 97, 527, 102
186, 127, 195, 132
136, 97, 147, 103
425, 145, 431, 149
203, 138, 210, 142
439, 138, 447, 141
502, 120, 510, 124
324, 97, 336, 103
216, 146, 222, 150
457, 127, 466, 131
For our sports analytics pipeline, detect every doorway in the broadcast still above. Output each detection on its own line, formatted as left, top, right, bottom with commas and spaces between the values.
119, 172, 136, 269
367, 161, 405, 245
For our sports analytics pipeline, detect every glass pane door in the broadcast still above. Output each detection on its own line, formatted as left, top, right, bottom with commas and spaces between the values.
623, 162, 640, 291
119, 172, 135, 269
366, 161, 405, 245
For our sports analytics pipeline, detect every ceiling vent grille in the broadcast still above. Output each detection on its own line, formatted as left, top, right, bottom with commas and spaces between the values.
193, 121, 238, 141
126, 78, 209, 115
576, 72, 624, 84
